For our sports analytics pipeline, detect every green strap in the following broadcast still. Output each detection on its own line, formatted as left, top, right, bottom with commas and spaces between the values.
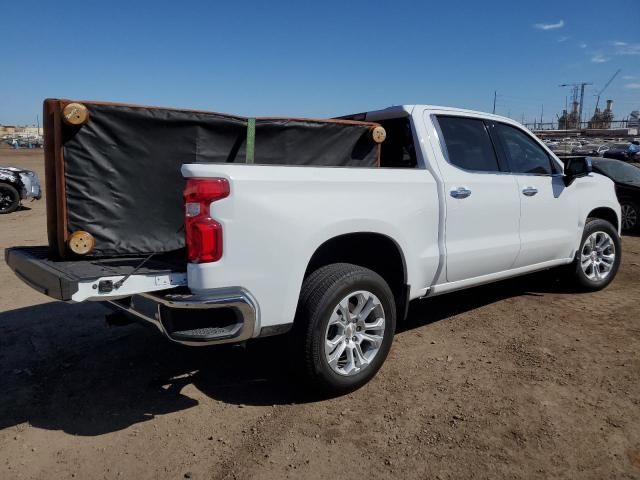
246, 118, 256, 164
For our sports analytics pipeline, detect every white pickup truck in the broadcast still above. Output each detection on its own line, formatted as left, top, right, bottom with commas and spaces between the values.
6, 104, 622, 394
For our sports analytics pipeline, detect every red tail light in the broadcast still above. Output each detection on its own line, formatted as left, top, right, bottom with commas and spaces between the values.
184, 178, 230, 263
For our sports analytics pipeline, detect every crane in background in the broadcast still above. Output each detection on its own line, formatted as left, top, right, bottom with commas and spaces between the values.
587, 70, 621, 129
594, 69, 621, 113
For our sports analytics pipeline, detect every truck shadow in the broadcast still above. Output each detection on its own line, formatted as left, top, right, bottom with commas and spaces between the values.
0, 269, 587, 436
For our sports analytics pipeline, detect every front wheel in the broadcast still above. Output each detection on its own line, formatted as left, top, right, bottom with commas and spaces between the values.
294, 263, 396, 395
569, 218, 621, 291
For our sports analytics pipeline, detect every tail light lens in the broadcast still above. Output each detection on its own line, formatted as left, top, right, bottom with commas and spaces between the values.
184, 178, 230, 263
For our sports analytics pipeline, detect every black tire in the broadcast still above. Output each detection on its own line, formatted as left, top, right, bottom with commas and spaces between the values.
0, 183, 20, 214
569, 218, 621, 291
293, 263, 396, 395
620, 201, 640, 233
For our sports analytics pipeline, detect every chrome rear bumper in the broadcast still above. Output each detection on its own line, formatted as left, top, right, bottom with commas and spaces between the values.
108, 287, 258, 346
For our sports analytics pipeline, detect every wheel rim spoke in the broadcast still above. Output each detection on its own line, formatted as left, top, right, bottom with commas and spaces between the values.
328, 311, 343, 326
326, 341, 347, 368
356, 297, 377, 321
337, 299, 352, 323
597, 236, 610, 250
581, 256, 591, 269
326, 333, 345, 352
364, 317, 385, 331
601, 253, 615, 265
353, 343, 369, 369
357, 332, 383, 347
344, 344, 356, 374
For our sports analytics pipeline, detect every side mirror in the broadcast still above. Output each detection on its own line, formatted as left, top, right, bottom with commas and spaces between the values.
564, 157, 592, 186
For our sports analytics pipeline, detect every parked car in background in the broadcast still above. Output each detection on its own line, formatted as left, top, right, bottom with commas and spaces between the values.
591, 157, 640, 232
603, 143, 639, 162
594, 144, 610, 156
549, 143, 575, 156
4, 137, 44, 148
572, 144, 603, 156
0, 166, 42, 213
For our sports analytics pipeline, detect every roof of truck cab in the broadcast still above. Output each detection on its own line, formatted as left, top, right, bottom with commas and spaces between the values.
362, 105, 521, 126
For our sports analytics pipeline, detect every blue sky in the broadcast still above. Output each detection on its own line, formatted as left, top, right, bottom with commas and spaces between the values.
1, 0, 639, 126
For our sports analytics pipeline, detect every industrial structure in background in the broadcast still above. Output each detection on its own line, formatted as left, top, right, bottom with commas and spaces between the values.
523, 69, 638, 137
588, 99, 615, 129
558, 101, 582, 130
588, 70, 621, 129
559, 81, 592, 129
557, 97, 616, 131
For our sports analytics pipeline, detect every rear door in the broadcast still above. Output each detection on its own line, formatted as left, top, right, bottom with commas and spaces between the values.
491, 122, 577, 267
432, 115, 521, 282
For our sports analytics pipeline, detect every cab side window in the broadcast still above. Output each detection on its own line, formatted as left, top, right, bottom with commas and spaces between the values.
495, 123, 557, 175
436, 116, 501, 172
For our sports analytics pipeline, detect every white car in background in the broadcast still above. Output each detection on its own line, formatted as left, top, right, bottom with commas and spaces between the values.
0, 166, 42, 214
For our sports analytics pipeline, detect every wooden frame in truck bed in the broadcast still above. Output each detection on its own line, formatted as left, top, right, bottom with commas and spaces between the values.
42, 99, 384, 258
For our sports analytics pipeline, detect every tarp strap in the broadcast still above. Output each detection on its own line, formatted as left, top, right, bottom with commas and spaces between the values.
246, 118, 256, 164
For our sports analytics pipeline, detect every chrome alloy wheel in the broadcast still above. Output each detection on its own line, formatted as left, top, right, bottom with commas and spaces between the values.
324, 290, 385, 376
621, 204, 638, 231
580, 231, 616, 281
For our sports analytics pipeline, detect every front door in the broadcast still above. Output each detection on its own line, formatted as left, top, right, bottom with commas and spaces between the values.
491, 122, 577, 267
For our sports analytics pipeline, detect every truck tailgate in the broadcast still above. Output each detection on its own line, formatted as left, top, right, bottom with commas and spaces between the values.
5, 246, 186, 302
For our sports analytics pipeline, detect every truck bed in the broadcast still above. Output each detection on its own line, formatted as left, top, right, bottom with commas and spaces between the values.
5, 246, 186, 301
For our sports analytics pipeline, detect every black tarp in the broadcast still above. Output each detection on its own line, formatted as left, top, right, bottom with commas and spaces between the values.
56, 101, 380, 257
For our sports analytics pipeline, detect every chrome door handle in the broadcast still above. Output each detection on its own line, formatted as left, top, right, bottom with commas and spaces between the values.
522, 187, 538, 196
450, 187, 472, 199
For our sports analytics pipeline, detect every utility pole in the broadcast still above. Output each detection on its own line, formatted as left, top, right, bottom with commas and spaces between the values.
492, 91, 496, 114
540, 105, 544, 125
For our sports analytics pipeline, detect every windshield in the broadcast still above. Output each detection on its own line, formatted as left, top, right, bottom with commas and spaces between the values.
595, 160, 640, 186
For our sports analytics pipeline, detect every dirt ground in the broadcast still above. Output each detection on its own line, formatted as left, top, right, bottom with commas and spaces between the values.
1, 147, 639, 480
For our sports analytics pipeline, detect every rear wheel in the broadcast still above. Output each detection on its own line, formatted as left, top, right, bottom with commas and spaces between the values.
0, 183, 20, 214
294, 263, 396, 395
569, 218, 621, 291
620, 201, 639, 232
